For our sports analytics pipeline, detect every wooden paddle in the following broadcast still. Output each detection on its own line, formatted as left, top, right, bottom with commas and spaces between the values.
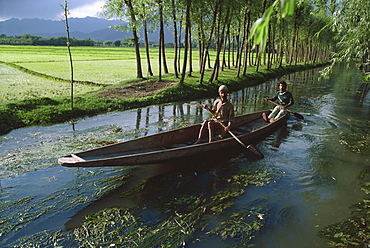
268, 100, 304, 120
203, 106, 264, 159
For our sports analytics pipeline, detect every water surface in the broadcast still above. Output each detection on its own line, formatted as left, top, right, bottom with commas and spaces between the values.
0, 64, 369, 247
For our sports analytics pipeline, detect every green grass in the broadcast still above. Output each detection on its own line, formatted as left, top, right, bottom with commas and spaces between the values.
0, 64, 99, 101
17, 60, 139, 85
0, 45, 202, 86
0, 45, 135, 63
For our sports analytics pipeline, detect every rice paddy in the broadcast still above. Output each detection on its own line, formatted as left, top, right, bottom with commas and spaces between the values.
0, 64, 99, 101
0, 45, 202, 102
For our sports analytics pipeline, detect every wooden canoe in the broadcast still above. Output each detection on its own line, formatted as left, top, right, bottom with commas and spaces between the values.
58, 110, 288, 167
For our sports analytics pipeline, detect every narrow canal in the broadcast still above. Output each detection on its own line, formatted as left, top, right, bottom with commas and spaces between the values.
0, 63, 369, 247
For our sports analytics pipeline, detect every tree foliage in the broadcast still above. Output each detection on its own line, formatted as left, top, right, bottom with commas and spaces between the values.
101, 0, 335, 83
0, 34, 95, 46
330, 0, 370, 63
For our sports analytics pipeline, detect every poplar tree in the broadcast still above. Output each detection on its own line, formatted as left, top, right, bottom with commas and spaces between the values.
103, 0, 143, 79
62, 1, 74, 117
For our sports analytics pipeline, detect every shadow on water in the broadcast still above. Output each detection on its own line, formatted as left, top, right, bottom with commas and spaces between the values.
64, 162, 192, 230
63, 156, 264, 247
64, 149, 263, 230
61, 154, 276, 247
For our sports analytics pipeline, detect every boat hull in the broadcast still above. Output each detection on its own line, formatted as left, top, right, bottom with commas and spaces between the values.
58, 110, 288, 167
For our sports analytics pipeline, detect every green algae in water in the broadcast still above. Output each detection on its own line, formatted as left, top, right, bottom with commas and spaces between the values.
339, 122, 370, 155
319, 181, 370, 247
71, 168, 274, 247
0, 166, 131, 246
1, 121, 277, 248
0, 124, 144, 179
207, 212, 265, 243
7, 166, 275, 247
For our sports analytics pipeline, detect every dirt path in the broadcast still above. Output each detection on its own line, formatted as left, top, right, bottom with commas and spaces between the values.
96, 80, 177, 99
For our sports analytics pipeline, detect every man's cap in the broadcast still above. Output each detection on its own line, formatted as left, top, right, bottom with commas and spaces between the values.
218, 85, 228, 92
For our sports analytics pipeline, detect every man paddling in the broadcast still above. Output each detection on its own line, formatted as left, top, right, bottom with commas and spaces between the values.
195, 85, 235, 143
263, 81, 294, 123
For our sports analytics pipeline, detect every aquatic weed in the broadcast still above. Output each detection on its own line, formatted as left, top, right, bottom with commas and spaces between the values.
3, 163, 275, 247
69, 168, 273, 247
319, 183, 370, 247
339, 125, 370, 155
207, 212, 265, 243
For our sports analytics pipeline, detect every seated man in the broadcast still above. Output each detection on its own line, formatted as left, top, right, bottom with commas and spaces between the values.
195, 85, 235, 144
263, 81, 294, 122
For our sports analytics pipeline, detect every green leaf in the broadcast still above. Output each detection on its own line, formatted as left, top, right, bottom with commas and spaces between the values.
281, 0, 295, 17
249, 0, 294, 51
334, 232, 343, 238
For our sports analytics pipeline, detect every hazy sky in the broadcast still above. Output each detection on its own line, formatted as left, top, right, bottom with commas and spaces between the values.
0, 0, 106, 21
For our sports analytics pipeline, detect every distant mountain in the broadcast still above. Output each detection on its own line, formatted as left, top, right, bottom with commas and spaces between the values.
32, 28, 133, 42
0, 17, 172, 42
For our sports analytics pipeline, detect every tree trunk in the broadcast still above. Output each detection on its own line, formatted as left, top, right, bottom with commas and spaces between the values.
209, 7, 226, 82
293, 27, 299, 65
158, 1, 169, 74
199, 5, 217, 85
198, 27, 203, 70
267, 23, 272, 70
179, 0, 191, 84
242, 9, 251, 76
124, 0, 143, 78
143, 19, 153, 77
158, 35, 162, 81
237, 7, 248, 77
178, 18, 183, 75
63, 1, 74, 117
171, 0, 179, 78
227, 29, 231, 69
188, 27, 193, 76
255, 45, 261, 72
222, 15, 231, 71
235, 33, 240, 68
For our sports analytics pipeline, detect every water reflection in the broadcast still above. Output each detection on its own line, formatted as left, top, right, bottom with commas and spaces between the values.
268, 123, 289, 149
355, 82, 370, 105
130, 102, 209, 138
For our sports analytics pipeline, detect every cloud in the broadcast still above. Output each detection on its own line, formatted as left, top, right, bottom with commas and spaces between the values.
58, 1, 106, 19
0, 0, 106, 21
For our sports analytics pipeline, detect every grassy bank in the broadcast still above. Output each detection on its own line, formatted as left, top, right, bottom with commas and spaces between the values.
0, 61, 329, 135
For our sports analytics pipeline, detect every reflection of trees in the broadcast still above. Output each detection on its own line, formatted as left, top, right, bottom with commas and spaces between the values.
279, 67, 324, 111
135, 108, 141, 132
172, 102, 185, 125
158, 105, 165, 132
134, 108, 151, 138
355, 83, 370, 106
231, 82, 276, 114
145, 108, 150, 135
133, 103, 206, 137
195, 102, 204, 124
130, 68, 327, 139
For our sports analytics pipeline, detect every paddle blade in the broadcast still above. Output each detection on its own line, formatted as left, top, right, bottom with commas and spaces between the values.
293, 112, 304, 120
246, 144, 264, 159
